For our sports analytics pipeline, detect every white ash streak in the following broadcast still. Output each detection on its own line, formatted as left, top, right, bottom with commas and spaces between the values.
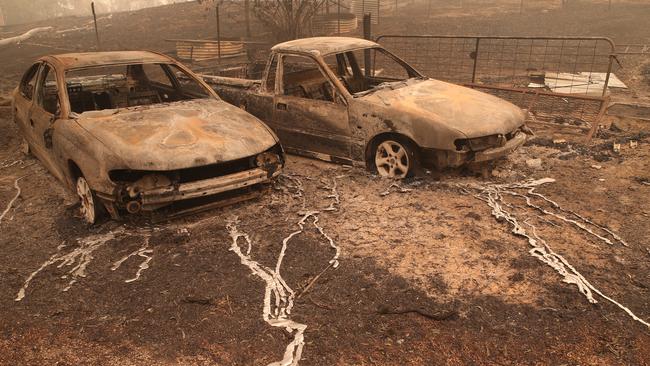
111, 236, 154, 283
0, 176, 26, 225
0, 160, 23, 170
226, 218, 306, 366
474, 178, 649, 328
525, 189, 629, 247
15, 228, 125, 301
321, 177, 341, 212
225, 208, 341, 365
311, 214, 340, 268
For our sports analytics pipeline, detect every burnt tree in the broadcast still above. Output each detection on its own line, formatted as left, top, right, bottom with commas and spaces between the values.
252, 0, 327, 41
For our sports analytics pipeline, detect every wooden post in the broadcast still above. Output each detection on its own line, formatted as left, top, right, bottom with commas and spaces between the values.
363, 13, 371, 77
244, 0, 251, 38
91, 2, 101, 50
337, 0, 341, 35
216, 4, 221, 63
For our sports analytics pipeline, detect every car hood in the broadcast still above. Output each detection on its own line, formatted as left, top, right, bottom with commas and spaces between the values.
76, 99, 278, 170
359, 79, 526, 138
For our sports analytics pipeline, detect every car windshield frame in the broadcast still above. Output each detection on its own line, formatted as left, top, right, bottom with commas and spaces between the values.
63, 61, 218, 116
320, 46, 425, 98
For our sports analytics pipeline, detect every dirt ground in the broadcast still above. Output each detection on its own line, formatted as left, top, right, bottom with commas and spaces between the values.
1, 1, 650, 365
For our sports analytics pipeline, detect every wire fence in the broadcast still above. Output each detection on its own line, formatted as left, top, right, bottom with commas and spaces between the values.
376, 35, 617, 137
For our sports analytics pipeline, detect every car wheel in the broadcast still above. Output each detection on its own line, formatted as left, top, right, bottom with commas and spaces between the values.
76, 176, 103, 224
373, 139, 419, 179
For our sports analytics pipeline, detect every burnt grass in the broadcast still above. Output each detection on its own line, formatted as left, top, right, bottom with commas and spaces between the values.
2, 214, 649, 366
2, 1, 650, 364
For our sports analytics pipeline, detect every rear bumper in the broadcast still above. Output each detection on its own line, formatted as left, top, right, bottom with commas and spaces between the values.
141, 168, 278, 209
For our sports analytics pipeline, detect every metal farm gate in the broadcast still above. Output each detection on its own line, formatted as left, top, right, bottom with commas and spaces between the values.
375, 35, 619, 139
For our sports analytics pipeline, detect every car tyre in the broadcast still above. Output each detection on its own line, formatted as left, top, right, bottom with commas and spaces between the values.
372, 138, 419, 179
76, 176, 104, 225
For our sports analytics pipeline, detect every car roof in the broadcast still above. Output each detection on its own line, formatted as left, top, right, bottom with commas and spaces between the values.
42, 51, 173, 70
272, 37, 380, 56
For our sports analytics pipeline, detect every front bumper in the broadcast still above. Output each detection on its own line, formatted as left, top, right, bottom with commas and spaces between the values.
140, 168, 278, 209
422, 131, 527, 169
473, 131, 527, 163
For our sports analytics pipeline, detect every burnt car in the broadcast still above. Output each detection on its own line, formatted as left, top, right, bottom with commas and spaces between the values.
12, 51, 284, 224
205, 37, 528, 178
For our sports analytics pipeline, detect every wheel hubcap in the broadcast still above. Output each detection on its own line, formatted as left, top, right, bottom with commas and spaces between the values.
375, 140, 410, 179
76, 177, 95, 224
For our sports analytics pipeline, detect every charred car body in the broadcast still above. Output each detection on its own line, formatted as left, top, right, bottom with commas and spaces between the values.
205, 37, 528, 178
12, 51, 284, 224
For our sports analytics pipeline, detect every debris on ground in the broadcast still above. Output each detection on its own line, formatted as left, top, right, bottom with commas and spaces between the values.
0, 176, 26, 225
464, 178, 648, 328
15, 228, 127, 301
526, 158, 543, 169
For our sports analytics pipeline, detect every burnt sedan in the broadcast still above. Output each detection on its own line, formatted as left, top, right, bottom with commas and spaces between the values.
206, 37, 529, 178
12, 51, 284, 224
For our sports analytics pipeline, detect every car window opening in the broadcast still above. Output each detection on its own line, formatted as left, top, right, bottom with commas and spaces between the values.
65, 63, 212, 114
282, 55, 336, 103
328, 47, 422, 96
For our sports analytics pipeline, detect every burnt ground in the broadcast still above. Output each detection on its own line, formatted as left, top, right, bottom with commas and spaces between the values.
1, 1, 650, 365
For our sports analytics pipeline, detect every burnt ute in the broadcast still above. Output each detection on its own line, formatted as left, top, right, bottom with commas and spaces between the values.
12, 51, 284, 224
204, 37, 529, 179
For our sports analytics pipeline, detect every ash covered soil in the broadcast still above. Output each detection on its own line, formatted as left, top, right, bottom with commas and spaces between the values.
1, 1, 650, 365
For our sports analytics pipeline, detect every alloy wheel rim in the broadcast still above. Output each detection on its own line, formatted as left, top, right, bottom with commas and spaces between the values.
375, 140, 409, 179
76, 177, 95, 224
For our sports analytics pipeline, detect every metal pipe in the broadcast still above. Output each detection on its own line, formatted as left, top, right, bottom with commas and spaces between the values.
91, 2, 101, 50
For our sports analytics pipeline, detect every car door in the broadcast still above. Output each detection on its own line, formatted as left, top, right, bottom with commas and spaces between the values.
28, 62, 66, 181
13, 63, 41, 140
271, 53, 351, 160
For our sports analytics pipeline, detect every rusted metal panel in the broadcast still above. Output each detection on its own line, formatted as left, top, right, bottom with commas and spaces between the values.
208, 37, 528, 171
167, 39, 246, 62
13, 52, 284, 221
142, 168, 275, 207
272, 37, 379, 56
312, 13, 358, 36
45, 51, 172, 69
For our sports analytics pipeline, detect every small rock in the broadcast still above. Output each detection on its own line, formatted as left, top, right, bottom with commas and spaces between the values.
598, 178, 605, 182
630, 140, 638, 149
591, 165, 602, 170
553, 139, 567, 145
613, 143, 621, 153
526, 158, 543, 169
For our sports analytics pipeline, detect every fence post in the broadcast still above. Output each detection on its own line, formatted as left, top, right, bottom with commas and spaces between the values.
363, 13, 372, 77
216, 4, 221, 63
337, 0, 341, 35
471, 38, 480, 83
244, 0, 251, 38
91, 2, 101, 50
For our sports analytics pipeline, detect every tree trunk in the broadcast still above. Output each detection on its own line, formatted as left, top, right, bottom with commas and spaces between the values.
0, 27, 53, 48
